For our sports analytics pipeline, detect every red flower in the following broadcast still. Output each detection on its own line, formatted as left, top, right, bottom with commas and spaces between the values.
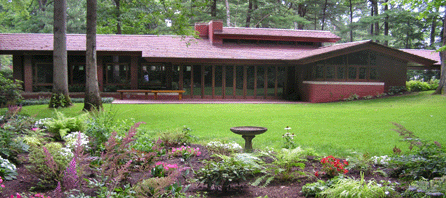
343, 160, 349, 165
315, 171, 319, 177
344, 169, 348, 174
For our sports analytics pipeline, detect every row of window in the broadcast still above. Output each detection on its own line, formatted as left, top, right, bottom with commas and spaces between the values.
311, 65, 379, 81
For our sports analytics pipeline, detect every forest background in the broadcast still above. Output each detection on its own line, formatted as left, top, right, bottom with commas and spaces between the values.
0, 0, 442, 80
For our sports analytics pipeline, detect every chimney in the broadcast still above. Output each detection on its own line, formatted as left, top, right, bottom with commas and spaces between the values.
195, 23, 209, 38
209, 20, 223, 45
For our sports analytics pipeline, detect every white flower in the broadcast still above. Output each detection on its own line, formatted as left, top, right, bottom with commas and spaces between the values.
285, 126, 291, 130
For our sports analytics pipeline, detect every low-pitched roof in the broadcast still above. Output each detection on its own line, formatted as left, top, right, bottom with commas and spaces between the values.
400, 49, 440, 66
0, 33, 436, 66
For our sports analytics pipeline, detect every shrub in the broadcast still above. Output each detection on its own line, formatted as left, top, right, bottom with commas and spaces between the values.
319, 155, 349, 178
206, 141, 242, 155
389, 123, 446, 180
318, 173, 396, 198
388, 86, 406, 95
404, 176, 446, 197
0, 73, 23, 107
48, 92, 72, 108
158, 126, 193, 147
0, 128, 29, 163
406, 81, 430, 92
195, 154, 256, 192
346, 153, 374, 175
44, 111, 89, 140
301, 180, 328, 197
0, 155, 17, 180
27, 142, 72, 190
19, 97, 114, 106
133, 175, 184, 198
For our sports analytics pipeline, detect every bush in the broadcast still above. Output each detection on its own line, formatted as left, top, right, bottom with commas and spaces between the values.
19, 97, 114, 106
0, 128, 29, 163
389, 123, 446, 180
406, 81, 431, 92
195, 154, 256, 192
0, 155, 18, 180
404, 176, 446, 197
48, 93, 72, 108
0, 73, 23, 107
158, 126, 193, 147
27, 142, 72, 190
206, 141, 242, 155
318, 173, 396, 198
388, 86, 406, 95
44, 111, 89, 140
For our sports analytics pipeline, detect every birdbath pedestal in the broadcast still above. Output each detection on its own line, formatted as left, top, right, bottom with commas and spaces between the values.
230, 126, 267, 152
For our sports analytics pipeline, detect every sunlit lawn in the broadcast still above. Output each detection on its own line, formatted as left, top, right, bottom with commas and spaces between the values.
15, 91, 446, 157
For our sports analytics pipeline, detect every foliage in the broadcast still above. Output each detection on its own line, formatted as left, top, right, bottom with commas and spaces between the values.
0, 155, 17, 180
344, 93, 359, 101
301, 180, 329, 197
389, 123, 446, 180
388, 86, 406, 95
158, 126, 193, 147
44, 111, 88, 140
319, 155, 349, 178
206, 141, 242, 155
19, 97, 114, 106
347, 153, 374, 175
133, 175, 186, 198
195, 154, 257, 192
2, 114, 35, 134
318, 173, 396, 198
170, 146, 201, 161
48, 93, 72, 108
0, 73, 23, 107
404, 176, 446, 197
63, 132, 90, 151
282, 126, 296, 149
27, 143, 72, 190
151, 162, 178, 177
0, 128, 29, 163
98, 122, 144, 191
406, 81, 432, 92
84, 107, 135, 154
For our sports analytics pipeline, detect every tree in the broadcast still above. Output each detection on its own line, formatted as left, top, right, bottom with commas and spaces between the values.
84, 0, 102, 111
50, 0, 72, 108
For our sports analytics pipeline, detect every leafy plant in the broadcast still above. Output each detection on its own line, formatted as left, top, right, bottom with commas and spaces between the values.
347, 153, 374, 175
0, 73, 23, 107
0, 128, 29, 163
301, 180, 328, 197
44, 111, 88, 140
27, 143, 72, 190
0, 155, 18, 180
206, 141, 242, 155
48, 93, 72, 108
170, 146, 201, 161
133, 175, 179, 198
390, 123, 446, 180
282, 126, 296, 149
195, 154, 256, 192
318, 172, 396, 198
319, 155, 349, 178
151, 162, 178, 177
404, 176, 446, 197
158, 126, 194, 147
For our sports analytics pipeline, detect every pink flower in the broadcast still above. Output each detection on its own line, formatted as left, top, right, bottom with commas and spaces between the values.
32, 128, 39, 131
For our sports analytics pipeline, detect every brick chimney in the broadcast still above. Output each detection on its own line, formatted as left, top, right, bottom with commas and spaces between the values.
194, 23, 209, 38
208, 20, 223, 45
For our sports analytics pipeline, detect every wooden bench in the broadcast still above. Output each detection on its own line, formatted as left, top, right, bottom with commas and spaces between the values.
117, 90, 185, 100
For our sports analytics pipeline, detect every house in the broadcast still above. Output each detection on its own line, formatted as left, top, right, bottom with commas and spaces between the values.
0, 20, 436, 103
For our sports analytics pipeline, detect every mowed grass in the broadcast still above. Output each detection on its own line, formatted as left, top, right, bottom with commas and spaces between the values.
16, 91, 446, 157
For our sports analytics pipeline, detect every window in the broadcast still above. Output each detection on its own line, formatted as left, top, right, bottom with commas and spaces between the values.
348, 67, 357, 79
326, 66, 335, 79
370, 67, 378, 80
34, 63, 53, 84
337, 66, 345, 79
313, 65, 324, 79
106, 63, 129, 84
358, 67, 367, 79
71, 64, 86, 84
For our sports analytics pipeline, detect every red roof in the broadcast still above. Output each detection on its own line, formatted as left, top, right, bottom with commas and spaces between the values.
216, 27, 341, 42
400, 49, 440, 66
0, 34, 435, 66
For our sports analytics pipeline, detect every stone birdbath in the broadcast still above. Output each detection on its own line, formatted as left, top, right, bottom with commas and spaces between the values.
230, 126, 267, 152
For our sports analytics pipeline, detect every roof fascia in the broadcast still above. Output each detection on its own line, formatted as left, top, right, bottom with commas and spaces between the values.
214, 34, 340, 43
295, 42, 436, 66
144, 57, 289, 65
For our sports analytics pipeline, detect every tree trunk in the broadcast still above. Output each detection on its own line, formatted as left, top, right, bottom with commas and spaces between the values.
431, 15, 437, 48
84, 0, 103, 111
434, 11, 446, 95
350, 0, 353, 42
321, 0, 328, 30
113, 0, 122, 34
384, 0, 389, 46
211, 0, 217, 17
297, 4, 307, 29
225, 0, 231, 26
51, 0, 71, 108
369, 0, 379, 42
370, 5, 374, 36
245, 0, 253, 27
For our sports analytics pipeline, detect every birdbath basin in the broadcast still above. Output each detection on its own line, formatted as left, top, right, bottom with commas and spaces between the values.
230, 126, 267, 152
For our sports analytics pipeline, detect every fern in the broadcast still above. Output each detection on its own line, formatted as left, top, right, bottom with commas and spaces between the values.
44, 111, 89, 140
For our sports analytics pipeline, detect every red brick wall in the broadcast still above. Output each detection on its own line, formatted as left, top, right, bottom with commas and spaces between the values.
194, 23, 209, 38
301, 81, 385, 103
209, 20, 223, 44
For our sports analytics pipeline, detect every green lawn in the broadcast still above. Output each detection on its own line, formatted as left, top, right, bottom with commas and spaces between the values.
14, 91, 446, 157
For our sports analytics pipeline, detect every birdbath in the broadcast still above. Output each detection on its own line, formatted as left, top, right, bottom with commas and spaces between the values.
230, 126, 267, 152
